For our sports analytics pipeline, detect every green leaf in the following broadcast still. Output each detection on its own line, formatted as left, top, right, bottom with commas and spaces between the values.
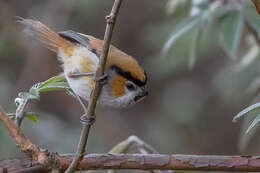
39, 82, 70, 93
233, 102, 260, 122
219, 10, 244, 58
18, 92, 39, 100
40, 75, 66, 88
163, 15, 201, 54
7, 112, 38, 122
246, 113, 260, 133
25, 113, 38, 123
244, 6, 260, 33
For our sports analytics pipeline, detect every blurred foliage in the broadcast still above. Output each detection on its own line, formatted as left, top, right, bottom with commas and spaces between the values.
2, 1, 260, 173
163, 0, 260, 68
162, 0, 260, 152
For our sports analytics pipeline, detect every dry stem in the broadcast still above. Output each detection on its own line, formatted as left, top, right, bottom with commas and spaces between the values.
65, 0, 123, 172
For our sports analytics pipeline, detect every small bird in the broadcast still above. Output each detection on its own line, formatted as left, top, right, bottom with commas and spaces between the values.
17, 17, 148, 108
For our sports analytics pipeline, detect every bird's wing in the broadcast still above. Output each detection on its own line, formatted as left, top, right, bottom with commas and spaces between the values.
58, 30, 90, 48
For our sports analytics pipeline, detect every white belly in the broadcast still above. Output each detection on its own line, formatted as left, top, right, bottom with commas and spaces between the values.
60, 46, 99, 101
66, 76, 92, 100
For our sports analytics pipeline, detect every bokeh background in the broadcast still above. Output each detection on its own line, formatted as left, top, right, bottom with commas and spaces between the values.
1, 0, 260, 167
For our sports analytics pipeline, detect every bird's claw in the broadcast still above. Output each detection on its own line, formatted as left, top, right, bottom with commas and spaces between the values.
93, 74, 108, 85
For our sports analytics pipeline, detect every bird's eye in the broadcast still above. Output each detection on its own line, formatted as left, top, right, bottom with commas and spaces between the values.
126, 81, 136, 91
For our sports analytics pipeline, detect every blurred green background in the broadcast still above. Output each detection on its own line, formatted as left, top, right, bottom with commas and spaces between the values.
1, 0, 260, 166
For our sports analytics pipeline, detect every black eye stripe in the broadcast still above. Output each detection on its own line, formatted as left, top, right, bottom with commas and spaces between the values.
110, 65, 146, 87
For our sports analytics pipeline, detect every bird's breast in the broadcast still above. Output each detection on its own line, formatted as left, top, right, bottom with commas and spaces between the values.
61, 46, 99, 100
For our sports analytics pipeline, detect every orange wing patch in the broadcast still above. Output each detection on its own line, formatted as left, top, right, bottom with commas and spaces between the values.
109, 74, 126, 98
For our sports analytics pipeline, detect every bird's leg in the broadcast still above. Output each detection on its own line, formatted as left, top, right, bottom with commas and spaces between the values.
67, 71, 108, 85
93, 73, 108, 85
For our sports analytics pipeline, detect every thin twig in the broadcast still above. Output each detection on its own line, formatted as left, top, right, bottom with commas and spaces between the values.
14, 99, 30, 127
65, 0, 123, 172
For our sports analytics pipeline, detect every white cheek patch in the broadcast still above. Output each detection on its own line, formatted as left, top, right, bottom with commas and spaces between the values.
99, 88, 137, 108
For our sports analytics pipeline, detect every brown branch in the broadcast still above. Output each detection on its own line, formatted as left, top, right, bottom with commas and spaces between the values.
3, 104, 260, 173
60, 154, 260, 172
252, 0, 260, 16
0, 107, 62, 172
65, 0, 123, 172
0, 107, 48, 165
4, 154, 260, 172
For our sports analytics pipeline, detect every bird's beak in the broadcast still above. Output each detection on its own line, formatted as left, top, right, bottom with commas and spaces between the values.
134, 88, 148, 102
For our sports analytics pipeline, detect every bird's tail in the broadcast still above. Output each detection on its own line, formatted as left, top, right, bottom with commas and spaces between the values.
17, 17, 72, 53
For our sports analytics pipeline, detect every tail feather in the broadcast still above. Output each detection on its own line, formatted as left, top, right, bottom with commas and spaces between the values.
17, 17, 72, 53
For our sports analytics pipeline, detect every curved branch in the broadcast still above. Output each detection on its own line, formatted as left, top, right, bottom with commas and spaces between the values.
0, 107, 48, 165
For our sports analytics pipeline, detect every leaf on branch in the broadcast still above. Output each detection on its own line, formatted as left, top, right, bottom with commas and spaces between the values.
18, 92, 38, 100
40, 75, 67, 88
29, 75, 70, 94
13, 75, 72, 124
233, 102, 260, 122
39, 82, 70, 93
219, 10, 244, 59
25, 113, 38, 123
7, 112, 38, 123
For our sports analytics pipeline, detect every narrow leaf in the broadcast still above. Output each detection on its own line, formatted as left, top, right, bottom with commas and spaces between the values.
39, 82, 70, 93
40, 75, 66, 88
188, 26, 201, 69
246, 113, 260, 133
244, 6, 260, 33
163, 16, 201, 54
219, 10, 244, 58
233, 102, 260, 122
